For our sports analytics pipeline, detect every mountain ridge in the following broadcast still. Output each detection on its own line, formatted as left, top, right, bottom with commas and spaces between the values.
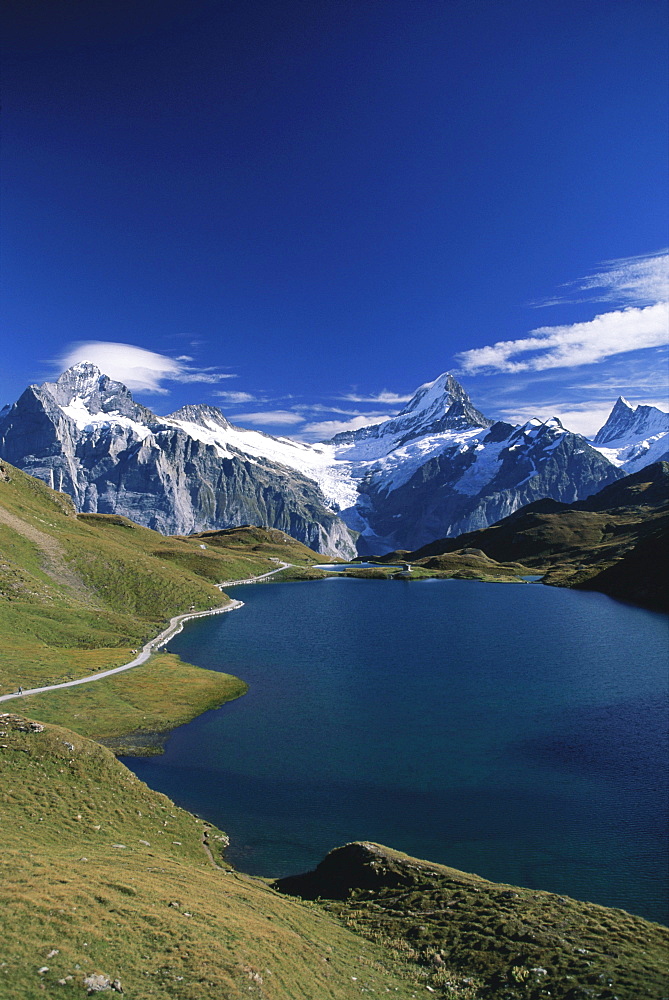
0, 363, 633, 554
377, 461, 669, 612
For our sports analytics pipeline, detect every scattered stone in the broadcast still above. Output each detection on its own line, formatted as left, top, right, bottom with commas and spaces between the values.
46, 950, 59, 959
83, 972, 122, 993
139, 839, 150, 846
111, 844, 127, 849
38, 967, 49, 974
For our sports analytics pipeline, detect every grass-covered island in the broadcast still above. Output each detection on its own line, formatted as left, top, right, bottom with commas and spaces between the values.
0, 461, 667, 998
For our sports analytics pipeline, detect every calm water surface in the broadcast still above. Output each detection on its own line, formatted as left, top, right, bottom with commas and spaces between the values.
122, 579, 669, 923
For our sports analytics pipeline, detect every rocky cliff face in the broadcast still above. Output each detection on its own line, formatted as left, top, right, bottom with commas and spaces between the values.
0, 364, 357, 557
329, 375, 623, 554
590, 396, 669, 474
0, 363, 625, 556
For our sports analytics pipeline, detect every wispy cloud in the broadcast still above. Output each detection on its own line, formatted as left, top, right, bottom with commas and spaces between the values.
456, 302, 669, 375
534, 249, 669, 308
214, 390, 258, 404
55, 341, 236, 393
301, 413, 389, 440
230, 410, 305, 426
337, 390, 413, 405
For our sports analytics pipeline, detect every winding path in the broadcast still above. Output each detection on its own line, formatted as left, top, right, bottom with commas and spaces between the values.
0, 561, 291, 705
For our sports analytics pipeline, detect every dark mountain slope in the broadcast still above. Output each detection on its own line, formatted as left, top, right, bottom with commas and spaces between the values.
378, 463, 669, 612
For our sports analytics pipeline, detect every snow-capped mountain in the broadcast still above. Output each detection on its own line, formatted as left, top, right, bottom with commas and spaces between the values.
0, 363, 357, 557
333, 386, 623, 553
0, 363, 624, 555
590, 397, 669, 474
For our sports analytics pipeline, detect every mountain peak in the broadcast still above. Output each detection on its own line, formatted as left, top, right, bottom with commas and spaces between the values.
594, 396, 669, 446
394, 371, 491, 433
330, 371, 491, 448
40, 365, 156, 424
398, 372, 469, 417
167, 403, 231, 430
54, 361, 105, 398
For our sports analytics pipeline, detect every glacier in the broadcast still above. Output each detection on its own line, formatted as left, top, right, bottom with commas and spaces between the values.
0, 363, 627, 555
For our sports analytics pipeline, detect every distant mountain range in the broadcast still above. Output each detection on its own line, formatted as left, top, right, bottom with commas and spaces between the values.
1, 362, 666, 554
379, 461, 669, 613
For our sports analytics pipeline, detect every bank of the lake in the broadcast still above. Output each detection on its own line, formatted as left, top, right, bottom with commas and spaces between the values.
122, 578, 669, 924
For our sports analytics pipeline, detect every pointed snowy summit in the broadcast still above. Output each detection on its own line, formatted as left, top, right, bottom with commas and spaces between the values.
590, 396, 669, 474
594, 396, 669, 447
331, 371, 491, 448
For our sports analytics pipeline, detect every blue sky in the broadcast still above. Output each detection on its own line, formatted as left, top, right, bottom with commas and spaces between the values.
2, 0, 667, 438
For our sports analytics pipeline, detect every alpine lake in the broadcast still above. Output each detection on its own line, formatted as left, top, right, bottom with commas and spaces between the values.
121, 577, 669, 924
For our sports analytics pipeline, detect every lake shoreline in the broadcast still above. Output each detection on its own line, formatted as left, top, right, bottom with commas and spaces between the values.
126, 577, 669, 924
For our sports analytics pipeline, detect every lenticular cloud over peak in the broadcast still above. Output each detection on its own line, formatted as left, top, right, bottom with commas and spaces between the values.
53, 341, 233, 393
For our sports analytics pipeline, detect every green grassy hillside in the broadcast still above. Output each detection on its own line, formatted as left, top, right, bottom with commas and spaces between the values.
1, 462, 667, 999
0, 461, 322, 742
0, 713, 422, 1000
277, 842, 669, 999
2, 713, 666, 1000
378, 463, 669, 612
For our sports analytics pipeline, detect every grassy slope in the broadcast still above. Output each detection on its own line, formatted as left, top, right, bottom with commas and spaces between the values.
379, 463, 669, 612
0, 463, 322, 741
0, 714, 421, 1000
1, 463, 667, 998
277, 843, 669, 1000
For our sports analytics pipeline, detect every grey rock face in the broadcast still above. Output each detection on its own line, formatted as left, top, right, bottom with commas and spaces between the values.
0, 364, 357, 558
590, 396, 669, 474
593, 396, 669, 446
345, 416, 624, 555
0, 363, 624, 557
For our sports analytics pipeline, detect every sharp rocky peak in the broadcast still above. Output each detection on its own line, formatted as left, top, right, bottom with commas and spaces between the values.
399, 372, 471, 415
167, 403, 231, 429
593, 396, 669, 446
395, 372, 491, 430
40, 363, 156, 423
330, 372, 491, 447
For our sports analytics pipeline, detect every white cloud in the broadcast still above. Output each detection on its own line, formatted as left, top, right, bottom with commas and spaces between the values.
301, 413, 389, 439
214, 390, 257, 403
338, 390, 413, 404
230, 410, 305, 426
534, 249, 669, 308
456, 302, 669, 375
55, 340, 236, 393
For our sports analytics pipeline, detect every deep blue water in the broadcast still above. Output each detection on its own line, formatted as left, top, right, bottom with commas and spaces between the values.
122, 579, 669, 923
